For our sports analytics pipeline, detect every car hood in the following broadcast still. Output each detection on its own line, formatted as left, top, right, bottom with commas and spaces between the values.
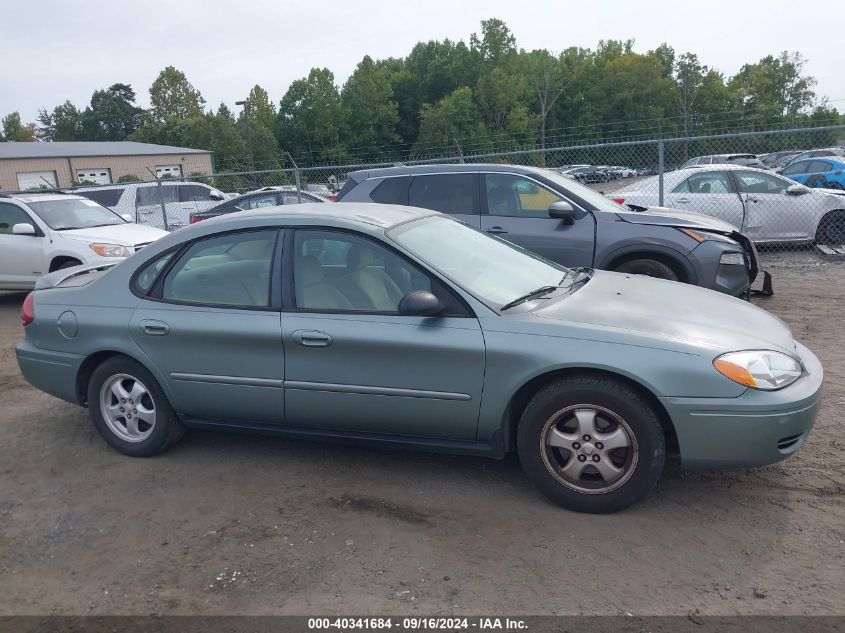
57, 223, 168, 246
816, 187, 845, 198
616, 207, 739, 234
533, 270, 796, 356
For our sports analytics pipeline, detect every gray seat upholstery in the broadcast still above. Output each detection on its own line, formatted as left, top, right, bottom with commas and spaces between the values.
295, 255, 352, 310
341, 244, 405, 311
166, 259, 270, 306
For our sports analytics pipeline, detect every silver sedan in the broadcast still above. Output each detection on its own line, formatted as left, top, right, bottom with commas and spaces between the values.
615, 165, 845, 244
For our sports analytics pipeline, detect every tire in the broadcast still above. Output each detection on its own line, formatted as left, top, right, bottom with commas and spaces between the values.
55, 259, 82, 271
87, 356, 185, 457
815, 211, 845, 245
517, 375, 665, 513
612, 258, 679, 281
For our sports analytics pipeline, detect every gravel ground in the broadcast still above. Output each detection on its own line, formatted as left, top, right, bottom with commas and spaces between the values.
0, 254, 843, 616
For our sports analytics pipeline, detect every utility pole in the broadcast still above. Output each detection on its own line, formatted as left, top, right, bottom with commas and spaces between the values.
236, 99, 255, 171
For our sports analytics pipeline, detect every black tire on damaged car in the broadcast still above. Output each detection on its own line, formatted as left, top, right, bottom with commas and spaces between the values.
87, 356, 185, 457
612, 258, 679, 281
815, 210, 845, 245
517, 374, 666, 513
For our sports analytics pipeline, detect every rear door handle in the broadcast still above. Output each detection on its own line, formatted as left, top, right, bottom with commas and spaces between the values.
141, 320, 170, 336
486, 226, 508, 234
292, 330, 332, 348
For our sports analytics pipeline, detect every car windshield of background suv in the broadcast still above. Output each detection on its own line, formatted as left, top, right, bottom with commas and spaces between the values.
390, 215, 570, 307
27, 199, 126, 230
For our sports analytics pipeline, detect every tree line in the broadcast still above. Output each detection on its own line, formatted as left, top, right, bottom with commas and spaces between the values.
1, 18, 842, 172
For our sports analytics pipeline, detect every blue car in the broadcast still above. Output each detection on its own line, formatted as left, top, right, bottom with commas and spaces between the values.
780, 157, 845, 190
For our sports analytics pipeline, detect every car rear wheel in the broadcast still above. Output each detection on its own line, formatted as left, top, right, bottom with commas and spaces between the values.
87, 356, 184, 457
612, 258, 679, 281
517, 375, 665, 513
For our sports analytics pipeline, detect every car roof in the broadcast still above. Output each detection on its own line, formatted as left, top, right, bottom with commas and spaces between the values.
788, 156, 845, 165
0, 191, 87, 203
207, 202, 437, 230
346, 163, 551, 180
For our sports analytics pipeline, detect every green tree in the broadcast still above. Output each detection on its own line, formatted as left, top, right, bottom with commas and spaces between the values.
470, 18, 516, 66
82, 83, 143, 140
2, 112, 36, 141
413, 87, 490, 157
148, 66, 205, 124
524, 48, 584, 152
37, 100, 83, 141
277, 68, 347, 163
240, 84, 277, 131
729, 51, 817, 123
342, 55, 400, 160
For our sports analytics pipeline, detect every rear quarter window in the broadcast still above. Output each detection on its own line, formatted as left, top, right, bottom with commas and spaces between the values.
75, 188, 123, 207
370, 177, 410, 204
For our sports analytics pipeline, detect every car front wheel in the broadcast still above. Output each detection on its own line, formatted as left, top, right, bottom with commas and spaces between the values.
517, 375, 665, 513
87, 356, 184, 457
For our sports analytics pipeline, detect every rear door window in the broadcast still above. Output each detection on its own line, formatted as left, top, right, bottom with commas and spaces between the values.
808, 160, 833, 173
408, 174, 478, 215
673, 171, 734, 194
161, 230, 278, 307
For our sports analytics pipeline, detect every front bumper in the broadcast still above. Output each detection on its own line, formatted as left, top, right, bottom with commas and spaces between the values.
660, 341, 823, 469
15, 340, 84, 404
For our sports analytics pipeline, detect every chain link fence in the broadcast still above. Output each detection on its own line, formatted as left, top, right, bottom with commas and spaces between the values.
66, 125, 845, 263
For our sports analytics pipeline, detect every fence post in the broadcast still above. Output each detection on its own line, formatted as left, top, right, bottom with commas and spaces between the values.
657, 139, 665, 208
146, 168, 169, 231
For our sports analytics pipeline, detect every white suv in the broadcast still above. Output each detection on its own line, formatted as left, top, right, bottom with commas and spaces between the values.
0, 192, 168, 290
73, 181, 226, 229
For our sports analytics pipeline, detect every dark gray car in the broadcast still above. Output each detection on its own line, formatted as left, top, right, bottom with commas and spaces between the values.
337, 164, 760, 297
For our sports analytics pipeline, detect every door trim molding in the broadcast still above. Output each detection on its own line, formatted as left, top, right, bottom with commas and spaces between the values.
169, 373, 472, 401
171, 372, 284, 388
284, 380, 472, 401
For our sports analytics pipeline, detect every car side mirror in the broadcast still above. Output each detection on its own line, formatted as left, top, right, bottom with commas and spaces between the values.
398, 291, 443, 317
209, 192, 225, 201
549, 201, 576, 224
786, 184, 809, 195
120, 213, 133, 222
234, 206, 245, 212
12, 223, 36, 235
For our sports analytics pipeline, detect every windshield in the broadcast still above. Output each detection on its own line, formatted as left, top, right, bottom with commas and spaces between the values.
389, 215, 569, 308
534, 168, 629, 214
28, 198, 126, 230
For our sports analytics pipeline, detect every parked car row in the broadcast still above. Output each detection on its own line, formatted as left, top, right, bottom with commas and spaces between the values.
556, 165, 643, 184
681, 147, 845, 172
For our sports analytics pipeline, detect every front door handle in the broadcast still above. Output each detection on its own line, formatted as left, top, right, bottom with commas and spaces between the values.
676, 197, 691, 204
141, 320, 170, 336
487, 226, 508, 234
292, 330, 332, 348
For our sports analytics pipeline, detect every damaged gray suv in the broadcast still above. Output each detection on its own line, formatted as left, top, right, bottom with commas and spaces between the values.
337, 164, 764, 297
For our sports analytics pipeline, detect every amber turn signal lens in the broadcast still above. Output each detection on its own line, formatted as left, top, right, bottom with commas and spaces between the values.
679, 228, 707, 242
713, 358, 757, 388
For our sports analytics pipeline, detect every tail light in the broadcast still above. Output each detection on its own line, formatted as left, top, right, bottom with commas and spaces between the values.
611, 197, 625, 205
189, 215, 203, 224
21, 292, 35, 326
327, 194, 337, 202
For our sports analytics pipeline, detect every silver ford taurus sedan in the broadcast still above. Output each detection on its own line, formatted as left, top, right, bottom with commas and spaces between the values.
15, 204, 823, 513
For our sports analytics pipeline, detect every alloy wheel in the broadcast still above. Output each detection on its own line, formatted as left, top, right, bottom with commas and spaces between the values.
540, 404, 638, 494
99, 373, 157, 443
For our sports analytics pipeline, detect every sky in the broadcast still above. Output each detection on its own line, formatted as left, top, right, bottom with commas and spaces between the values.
2, 0, 843, 124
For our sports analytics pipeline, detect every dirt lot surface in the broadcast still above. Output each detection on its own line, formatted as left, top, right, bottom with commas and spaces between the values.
0, 253, 843, 616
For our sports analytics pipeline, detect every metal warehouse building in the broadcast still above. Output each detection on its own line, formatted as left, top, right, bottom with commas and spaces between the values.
0, 141, 213, 191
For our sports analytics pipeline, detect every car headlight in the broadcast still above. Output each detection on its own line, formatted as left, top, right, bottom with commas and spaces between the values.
713, 350, 802, 390
89, 243, 131, 258
719, 252, 745, 266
